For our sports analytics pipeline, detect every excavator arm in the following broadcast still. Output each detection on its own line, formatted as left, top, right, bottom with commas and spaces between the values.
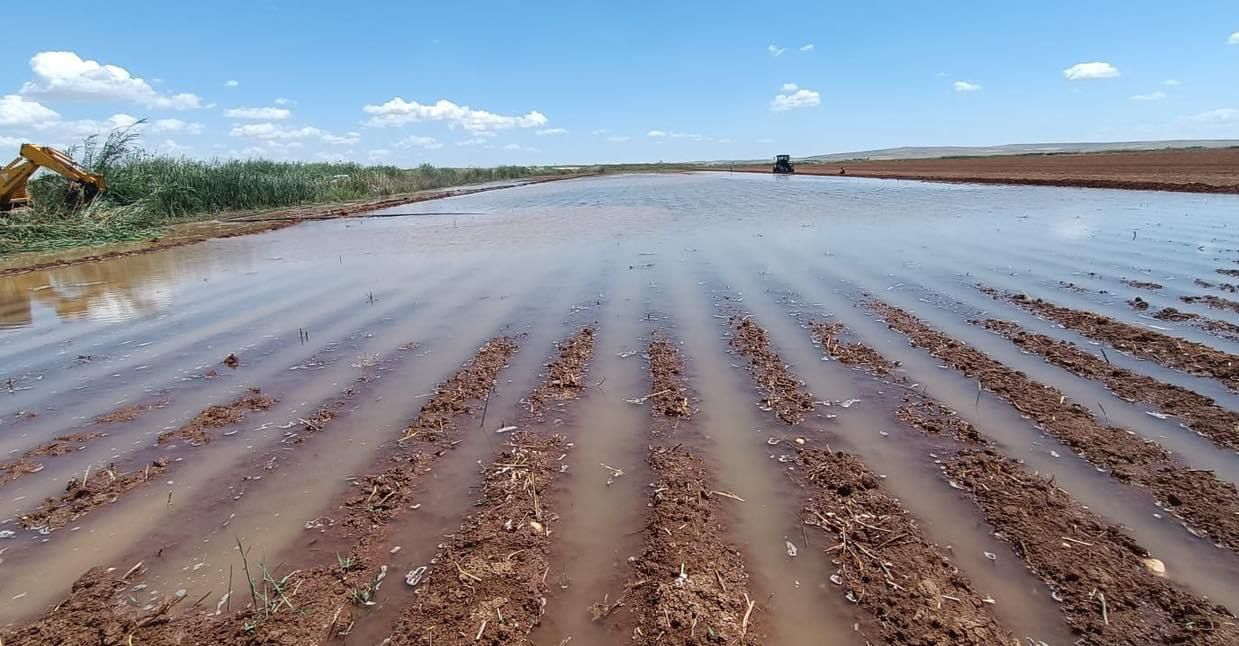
0, 144, 106, 212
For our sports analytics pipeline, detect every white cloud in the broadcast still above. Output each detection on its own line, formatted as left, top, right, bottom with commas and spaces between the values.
273, 97, 293, 106
150, 118, 203, 134
395, 135, 443, 149
456, 137, 488, 146
799, 44, 815, 52
1229, 32, 1239, 45
770, 84, 821, 111
230, 122, 323, 140
368, 149, 391, 160
953, 80, 981, 93
535, 128, 567, 136
224, 80, 239, 88
0, 135, 26, 147
647, 130, 667, 138
1187, 108, 1239, 124
156, 139, 189, 154
1062, 61, 1120, 80
590, 128, 610, 135
0, 94, 60, 127
21, 51, 202, 109
606, 135, 631, 142
225, 106, 292, 120
1130, 91, 1167, 102
501, 143, 539, 152
321, 131, 361, 145
1163, 79, 1182, 86
362, 97, 548, 131
756, 137, 775, 144
768, 44, 786, 56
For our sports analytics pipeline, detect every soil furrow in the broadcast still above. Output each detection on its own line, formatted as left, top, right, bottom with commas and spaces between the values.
0, 335, 527, 645
385, 327, 595, 644
811, 318, 1239, 644
614, 339, 762, 645
869, 300, 1239, 551
0, 430, 107, 486
981, 287, 1239, 391
1182, 294, 1239, 314
527, 327, 595, 415
796, 447, 1012, 645
737, 316, 1010, 642
386, 432, 567, 645
155, 388, 276, 446
979, 318, 1239, 451
728, 316, 815, 424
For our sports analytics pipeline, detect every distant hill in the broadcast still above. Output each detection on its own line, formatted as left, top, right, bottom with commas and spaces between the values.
705, 140, 1239, 166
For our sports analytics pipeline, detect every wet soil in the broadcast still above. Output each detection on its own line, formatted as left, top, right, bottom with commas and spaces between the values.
813, 318, 1239, 644
0, 431, 107, 485
1124, 280, 1163, 290
980, 318, 1239, 451
1182, 294, 1239, 314
797, 448, 1011, 645
647, 338, 693, 417
808, 321, 896, 376
20, 458, 170, 530
1128, 297, 1150, 311
870, 301, 1239, 552
156, 388, 276, 446
608, 339, 763, 645
398, 337, 520, 444
387, 432, 567, 646
1144, 307, 1239, 342
527, 327, 596, 415
983, 288, 1239, 392
728, 317, 815, 424
94, 399, 167, 424
944, 451, 1239, 645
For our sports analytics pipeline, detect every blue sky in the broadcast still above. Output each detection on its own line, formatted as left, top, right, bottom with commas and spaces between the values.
1, 2, 1237, 166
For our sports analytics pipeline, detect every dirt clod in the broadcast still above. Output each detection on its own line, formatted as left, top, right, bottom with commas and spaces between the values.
157, 388, 275, 446
729, 316, 814, 424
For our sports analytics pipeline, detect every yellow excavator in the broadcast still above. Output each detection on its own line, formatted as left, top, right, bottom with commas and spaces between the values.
0, 144, 106, 212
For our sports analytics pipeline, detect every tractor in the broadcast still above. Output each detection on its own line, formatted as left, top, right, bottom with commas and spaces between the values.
772, 154, 795, 174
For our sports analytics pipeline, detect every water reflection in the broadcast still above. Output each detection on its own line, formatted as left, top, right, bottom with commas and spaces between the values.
0, 253, 183, 328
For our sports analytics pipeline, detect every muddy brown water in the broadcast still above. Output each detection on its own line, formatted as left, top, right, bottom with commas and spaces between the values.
2, 172, 1238, 643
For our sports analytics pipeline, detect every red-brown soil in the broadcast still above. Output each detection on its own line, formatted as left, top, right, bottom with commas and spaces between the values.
623, 446, 761, 644
983, 287, 1239, 392
1182, 294, 1239, 314
527, 326, 595, 415
1142, 306, 1239, 342
0, 431, 107, 486
980, 318, 1239, 451
609, 339, 762, 644
809, 321, 896, 376
20, 458, 169, 530
1124, 280, 1163, 290
387, 432, 567, 646
398, 337, 519, 443
723, 148, 1239, 193
728, 316, 815, 424
95, 399, 168, 424
870, 301, 1239, 551
813, 318, 1239, 644
222, 352, 240, 368
647, 338, 693, 417
798, 448, 1010, 645
156, 388, 275, 446
945, 451, 1239, 645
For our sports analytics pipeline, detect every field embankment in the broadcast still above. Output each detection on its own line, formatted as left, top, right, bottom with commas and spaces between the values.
720, 147, 1239, 193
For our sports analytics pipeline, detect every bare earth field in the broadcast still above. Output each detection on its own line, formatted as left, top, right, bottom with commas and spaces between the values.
729, 147, 1239, 193
1, 172, 1238, 645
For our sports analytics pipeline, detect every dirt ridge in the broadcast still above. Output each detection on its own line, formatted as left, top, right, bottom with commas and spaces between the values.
869, 300, 1239, 552
980, 318, 1239, 451
982, 287, 1239, 392
728, 316, 815, 424
812, 317, 1239, 644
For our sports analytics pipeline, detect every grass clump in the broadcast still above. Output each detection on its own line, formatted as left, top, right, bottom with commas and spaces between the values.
1, 124, 565, 256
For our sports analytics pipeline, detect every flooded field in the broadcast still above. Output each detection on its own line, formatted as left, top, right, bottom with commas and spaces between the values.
2, 172, 1239, 644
